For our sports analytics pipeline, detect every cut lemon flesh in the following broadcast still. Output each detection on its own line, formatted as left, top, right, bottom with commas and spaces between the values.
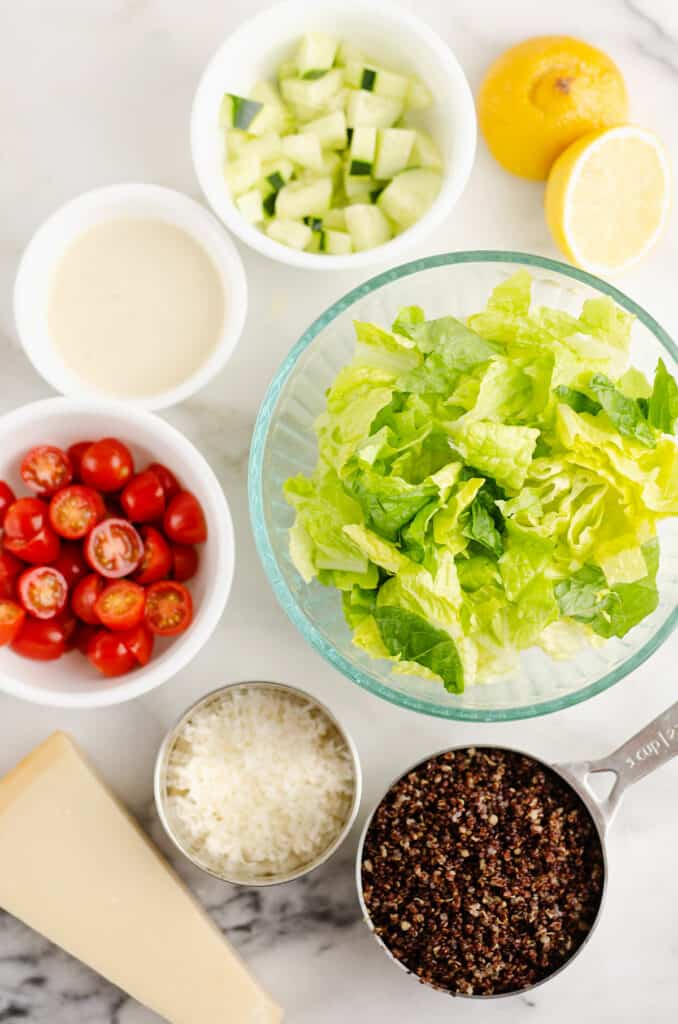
545, 125, 671, 275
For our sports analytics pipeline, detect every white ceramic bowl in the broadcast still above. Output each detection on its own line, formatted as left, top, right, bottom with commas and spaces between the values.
0, 398, 234, 708
14, 184, 248, 411
191, 0, 477, 271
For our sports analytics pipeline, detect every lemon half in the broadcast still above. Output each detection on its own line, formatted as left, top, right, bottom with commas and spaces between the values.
545, 125, 671, 275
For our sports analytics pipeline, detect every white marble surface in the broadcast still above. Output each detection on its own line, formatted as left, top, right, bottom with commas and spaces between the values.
1, 0, 678, 1021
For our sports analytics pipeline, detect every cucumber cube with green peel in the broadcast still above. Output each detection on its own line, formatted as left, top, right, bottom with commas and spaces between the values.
276, 178, 333, 219
236, 188, 265, 224
349, 125, 377, 176
373, 129, 416, 180
294, 32, 338, 77
345, 204, 392, 250
266, 218, 313, 250
408, 131, 443, 170
281, 133, 325, 172
300, 111, 348, 150
224, 155, 262, 196
219, 93, 263, 130
377, 169, 442, 228
346, 91, 403, 129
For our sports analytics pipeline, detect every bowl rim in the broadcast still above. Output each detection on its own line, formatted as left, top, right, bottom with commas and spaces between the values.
0, 396, 235, 709
13, 183, 248, 411
190, 0, 477, 271
248, 249, 678, 722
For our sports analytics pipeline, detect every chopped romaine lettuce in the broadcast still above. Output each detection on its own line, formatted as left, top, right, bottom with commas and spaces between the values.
284, 273, 678, 693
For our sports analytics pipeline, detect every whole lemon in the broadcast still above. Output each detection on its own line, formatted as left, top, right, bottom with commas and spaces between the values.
479, 36, 628, 180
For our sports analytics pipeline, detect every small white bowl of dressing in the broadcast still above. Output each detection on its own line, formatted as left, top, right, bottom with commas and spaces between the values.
14, 184, 248, 411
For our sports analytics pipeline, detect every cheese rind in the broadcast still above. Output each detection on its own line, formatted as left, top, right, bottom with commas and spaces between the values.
0, 732, 282, 1024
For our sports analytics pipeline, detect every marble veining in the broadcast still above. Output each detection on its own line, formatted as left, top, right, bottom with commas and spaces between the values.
1, 1, 678, 1022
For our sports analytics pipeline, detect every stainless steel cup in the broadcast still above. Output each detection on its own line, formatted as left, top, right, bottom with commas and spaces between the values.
155, 680, 362, 886
356, 699, 678, 998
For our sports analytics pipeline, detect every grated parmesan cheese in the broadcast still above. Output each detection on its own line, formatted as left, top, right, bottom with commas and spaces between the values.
165, 686, 356, 880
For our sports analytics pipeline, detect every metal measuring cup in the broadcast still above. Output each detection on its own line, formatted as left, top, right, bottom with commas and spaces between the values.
356, 699, 678, 999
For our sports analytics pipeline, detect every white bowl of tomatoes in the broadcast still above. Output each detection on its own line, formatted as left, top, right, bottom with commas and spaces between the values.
0, 397, 234, 708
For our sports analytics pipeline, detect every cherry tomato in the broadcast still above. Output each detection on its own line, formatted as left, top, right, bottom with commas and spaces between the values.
87, 630, 136, 677
21, 445, 72, 496
147, 463, 180, 502
3, 499, 61, 565
52, 542, 88, 587
0, 599, 26, 645
133, 526, 172, 585
49, 485, 104, 540
18, 566, 68, 620
56, 608, 77, 650
120, 470, 165, 523
11, 617, 66, 660
72, 574, 105, 624
67, 441, 93, 481
0, 482, 16, 528
171, 544, 199, 583
85, 518, 143, 578
0, 549, 22, 598
73, 621, 98, 655
163, 492, 207, 545
118, 623, 154, 666
80, 438, 134, 493
144, 581, 193, 636
94, 580, 145, 632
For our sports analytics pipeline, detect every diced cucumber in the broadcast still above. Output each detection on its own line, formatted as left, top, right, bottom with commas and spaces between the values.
250, 80, 285, 110
225, 129, 250, 158
406, 78, 433, 110
343, 169, 379, 200
377, 168, 441, 228
281, 133, 325, 171
344, 62, 410, 101
295, 32, 338, 77
261, 157, 295, 185
276, 177, 333, 219
300, 111, 347, 150
346, 90, 403, 129
345, 204, 392, 251
408, 130, 443, 170
288, 101, 320, 125
335, 41, 366, 67
224, 155, 262, 196
349, 125, 377, 176
281, 69, 343, 110
266, 218, 312, 250
303, 215, 324, 232
236, 188, 265, 224
248, 103, 287, 136
277, 60, 297, 82
319, 150, 343, 181
323, 229, 353, 254
233, 132, 282, 163
324, 208, 347, 230
373, 128, 415, 179
219, 94, 263, 130
324, 88, 351, 113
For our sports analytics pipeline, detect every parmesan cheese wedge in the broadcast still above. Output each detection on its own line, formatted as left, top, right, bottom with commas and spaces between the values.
0, 733, 282, 1024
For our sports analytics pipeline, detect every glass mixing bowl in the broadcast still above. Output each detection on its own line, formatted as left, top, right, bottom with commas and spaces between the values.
249, 252, 678, 721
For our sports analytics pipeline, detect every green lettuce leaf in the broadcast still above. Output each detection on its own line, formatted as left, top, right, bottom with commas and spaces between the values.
392, 305, 425, 339
587, 374, 656, 448
446, 420, 539, 492
374, 605, 464, 692
553, 385, 602, 417
647, 359, 678, 434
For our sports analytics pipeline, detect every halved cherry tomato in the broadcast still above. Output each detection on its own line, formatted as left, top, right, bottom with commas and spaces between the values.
94, 580, 145, 631
18, 566, 68, 620
3, 499, 61, 565
73, 621, 98, 655
147, 463, 180, 502
81, 438, 134, 492
0, 482, 16, 528
0, 600, 26, 645
133, 526, 172, 585
21, 446, 72, 496
144, 581, 193, 636
56, 608, 77, 650
120, 470, 164, 523
171, 543, 199, 583
87, 630, 136, 677
49, 485, 104, 540
118, 623, 154, 666
11, 617, 66, 660
67, 441, 93, 481
85, 518, 143, 578
163, 492, 207, 545
52, 542, 88, 587
0, 549, 22, 598
72, 573, 105, 624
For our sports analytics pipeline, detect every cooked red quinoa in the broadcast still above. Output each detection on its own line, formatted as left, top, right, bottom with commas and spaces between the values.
361, 747, 604, 996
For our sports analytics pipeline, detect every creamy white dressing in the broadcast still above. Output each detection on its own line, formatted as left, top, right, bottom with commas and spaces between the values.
48, 217, 225, 399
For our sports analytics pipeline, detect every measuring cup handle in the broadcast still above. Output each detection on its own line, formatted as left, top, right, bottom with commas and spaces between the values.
584, 700, 678, 822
